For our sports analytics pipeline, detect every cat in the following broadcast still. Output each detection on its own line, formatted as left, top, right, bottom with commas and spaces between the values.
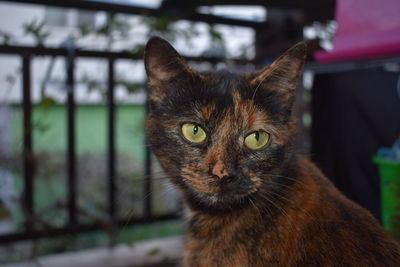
144, 36, 400, 266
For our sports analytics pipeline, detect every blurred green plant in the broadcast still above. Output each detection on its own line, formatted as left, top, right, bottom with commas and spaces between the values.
0, 11, 228, 104
146, 16, 176, 38
23, 19, 50, 46
117, 79, 143, 94
208, 25, 223, 44
0, 30, 13, 45
81, 72, 105, 94
144, 15, 202, 48
96, 13, 131, 49
124, 43, 146, 58
39, 97, 56, 110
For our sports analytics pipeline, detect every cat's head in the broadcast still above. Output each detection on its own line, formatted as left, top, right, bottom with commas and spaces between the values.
144, 37, 306, 213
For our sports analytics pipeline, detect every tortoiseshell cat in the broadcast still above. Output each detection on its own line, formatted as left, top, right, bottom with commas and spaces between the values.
144, 37, 400, 266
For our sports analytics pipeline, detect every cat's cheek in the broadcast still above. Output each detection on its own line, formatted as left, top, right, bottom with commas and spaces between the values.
244, 148, 282, 176
145, 117, 159, 141
241, 166, 249, 174
247, 172, 263, 191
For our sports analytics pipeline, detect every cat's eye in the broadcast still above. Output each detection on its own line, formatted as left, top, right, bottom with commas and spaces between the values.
244, 131, 270, 150
181, 123, 207, 143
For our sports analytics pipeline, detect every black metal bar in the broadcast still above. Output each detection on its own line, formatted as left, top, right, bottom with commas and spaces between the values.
1, 0, 264, 27
0, 45, 138, 59
0, 0, 267, 247
143, 83, 152, 218
304, 57, 400, 74
0, 214, 180, 244
0, 46, 254, 246
144, 136, 152, 218
66, 47, 77, 225
22, 54, 33, 232
107, 58, 116, 222
179, 0, 334, 9
0, 45, 253, 65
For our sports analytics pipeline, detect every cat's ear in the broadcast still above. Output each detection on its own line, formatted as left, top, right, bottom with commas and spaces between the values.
250, 42, 307, 108
144, 37, 193, 104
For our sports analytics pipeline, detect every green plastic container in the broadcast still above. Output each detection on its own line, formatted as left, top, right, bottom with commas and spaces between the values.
373, 156, 400, 240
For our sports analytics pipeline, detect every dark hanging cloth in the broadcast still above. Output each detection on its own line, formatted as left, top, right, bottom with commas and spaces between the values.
311, 69, 400, 221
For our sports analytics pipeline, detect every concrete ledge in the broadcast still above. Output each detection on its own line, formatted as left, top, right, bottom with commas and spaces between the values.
4, 236, 183, 267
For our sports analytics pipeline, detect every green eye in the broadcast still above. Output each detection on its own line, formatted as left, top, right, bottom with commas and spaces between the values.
244, 131, 270, 150
181, 123, 207, 143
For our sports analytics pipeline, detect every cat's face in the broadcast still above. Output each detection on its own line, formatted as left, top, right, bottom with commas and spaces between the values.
144, 37, 306, 213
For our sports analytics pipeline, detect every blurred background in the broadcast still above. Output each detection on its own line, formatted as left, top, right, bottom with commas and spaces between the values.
0, 0, 399, 266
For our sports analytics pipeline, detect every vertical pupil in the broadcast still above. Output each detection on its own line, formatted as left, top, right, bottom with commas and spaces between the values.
193, 125, 198, 135
254, 132, 260, 141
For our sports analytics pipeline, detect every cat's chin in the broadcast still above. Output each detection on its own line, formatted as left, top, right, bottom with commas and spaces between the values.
184, 189, 256, 214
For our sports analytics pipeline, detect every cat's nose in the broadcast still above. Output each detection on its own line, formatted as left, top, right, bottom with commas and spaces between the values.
212, 160, 233, 179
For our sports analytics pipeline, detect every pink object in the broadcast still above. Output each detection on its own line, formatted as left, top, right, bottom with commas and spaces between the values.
315, 0, 400, 62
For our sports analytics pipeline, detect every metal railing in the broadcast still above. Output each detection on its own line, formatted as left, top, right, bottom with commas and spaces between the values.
0, 45, 252, 245
0, 45, 173, 243
0, 0, 259, 245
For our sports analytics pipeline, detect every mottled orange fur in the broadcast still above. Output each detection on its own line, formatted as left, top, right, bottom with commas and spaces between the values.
144, 37, 400, 267
183, 158, 400, 266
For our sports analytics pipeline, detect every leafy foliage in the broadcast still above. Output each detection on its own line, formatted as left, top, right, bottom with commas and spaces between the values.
0, 30, 12, 45
23, 19, 50, 46
0, 11, 228, 102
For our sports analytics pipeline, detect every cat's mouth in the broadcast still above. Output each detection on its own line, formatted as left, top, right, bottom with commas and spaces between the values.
180, 173, 259, 211
185, 185, 258, 213
182, 173, 256, 193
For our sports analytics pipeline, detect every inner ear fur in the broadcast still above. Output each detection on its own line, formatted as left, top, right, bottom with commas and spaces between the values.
144, 36, 194, 104
250, 42, 307, 102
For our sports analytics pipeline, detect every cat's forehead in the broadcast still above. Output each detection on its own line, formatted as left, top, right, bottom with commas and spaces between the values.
196, 86, 269, 132
161, 70, 278, 132
201, 70, 243, 91
172, 71, 261, 129
197, 71, 247, 105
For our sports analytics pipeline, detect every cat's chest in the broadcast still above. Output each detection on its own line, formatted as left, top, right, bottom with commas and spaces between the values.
183, 214, 276, 266
184, 233, 253, 267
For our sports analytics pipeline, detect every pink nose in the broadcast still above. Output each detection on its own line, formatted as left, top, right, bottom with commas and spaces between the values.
212, 161, 228, 179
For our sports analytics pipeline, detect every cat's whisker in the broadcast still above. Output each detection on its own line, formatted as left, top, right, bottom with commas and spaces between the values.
121, 182, 183, 229
265, 174, 308, 187
248, 197, 262, 219
140, 170, 181, 180
257, 193, 300, 236
251, 73, 269, 102
257, 183, 316, 225
257, 193, 290, 221
261, 187, 292, 203
261, 179, 303, 195
144, 176, 171, 180
121, 207, 139, 229
128, 143, 154, 148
